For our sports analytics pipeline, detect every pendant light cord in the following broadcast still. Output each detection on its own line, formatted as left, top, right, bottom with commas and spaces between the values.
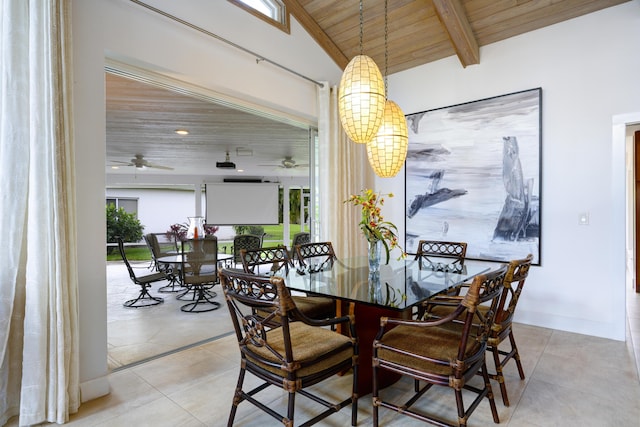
359, 0, 364, 55
384, 0, 388, 99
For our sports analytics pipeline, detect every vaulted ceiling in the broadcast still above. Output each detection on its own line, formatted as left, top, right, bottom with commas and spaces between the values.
289, 0, 630, 73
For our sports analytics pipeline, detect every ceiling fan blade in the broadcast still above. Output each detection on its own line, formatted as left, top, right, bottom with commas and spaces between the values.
145, 163, 174, 170
110, 160, 134, 166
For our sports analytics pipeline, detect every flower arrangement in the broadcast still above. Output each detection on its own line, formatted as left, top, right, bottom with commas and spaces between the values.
344, 189, 405, 264
166, 222, 218, 242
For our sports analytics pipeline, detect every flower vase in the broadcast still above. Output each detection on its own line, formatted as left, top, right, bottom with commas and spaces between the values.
186, 216, 205, 239
368, 239, 382, 279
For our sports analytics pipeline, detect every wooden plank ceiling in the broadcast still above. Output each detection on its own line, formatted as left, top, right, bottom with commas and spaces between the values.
289, 0, 630, 73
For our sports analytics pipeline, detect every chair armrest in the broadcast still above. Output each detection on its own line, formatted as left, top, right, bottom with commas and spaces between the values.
420, 295, 464, 310
428, 295, 464, 303
375, 305, 466, 340
296, 312, 357, 338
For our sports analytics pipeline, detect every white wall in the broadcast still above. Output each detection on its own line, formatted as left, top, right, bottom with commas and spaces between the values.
106, 188, 197, 234
379, 1, 640, 341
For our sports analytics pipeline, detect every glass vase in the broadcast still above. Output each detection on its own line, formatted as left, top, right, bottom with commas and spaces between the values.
369, 274, 382, 304
186, 216, 205, 239
368, 239, 382, 277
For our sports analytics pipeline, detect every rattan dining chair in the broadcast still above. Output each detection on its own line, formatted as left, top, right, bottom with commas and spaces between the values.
486, 254, 533, 406
240, 246, 336, 321
413, 240, 468, 319
117, 237, 165, 308
240, 245, 292, 276
422, 254, 534, 406
295, 241, 337, 272
372, 265, 508, 427
414, 239, 467, 272
218, 268, 359, 427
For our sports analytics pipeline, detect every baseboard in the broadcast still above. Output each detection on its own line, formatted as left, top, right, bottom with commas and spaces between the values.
80, 375, 110, 402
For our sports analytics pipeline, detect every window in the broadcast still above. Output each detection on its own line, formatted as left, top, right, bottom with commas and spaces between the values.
228, 0, 290, 33
106, 197, 138, 216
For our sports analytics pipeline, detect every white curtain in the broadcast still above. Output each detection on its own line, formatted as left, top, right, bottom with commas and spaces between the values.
317, 83, 374, 259
0, 0, 80, 425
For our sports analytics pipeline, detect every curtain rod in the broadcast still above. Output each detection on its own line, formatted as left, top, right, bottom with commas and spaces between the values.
129, 0, 324, 88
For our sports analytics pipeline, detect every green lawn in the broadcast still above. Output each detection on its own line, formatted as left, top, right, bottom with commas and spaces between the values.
107, 224, 308, 261
107, 246, 152, 262
262, 224, 309, 243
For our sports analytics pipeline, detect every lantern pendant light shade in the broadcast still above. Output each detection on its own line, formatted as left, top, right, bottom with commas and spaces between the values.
367, 100, 409, 177
338, 55, 386, 144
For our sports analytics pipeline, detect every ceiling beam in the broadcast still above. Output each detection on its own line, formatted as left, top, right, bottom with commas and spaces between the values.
283, 0, 350, 70
430, 0, 479, 67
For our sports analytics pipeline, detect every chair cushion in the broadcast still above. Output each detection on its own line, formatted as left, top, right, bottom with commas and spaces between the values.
426, 303, 513, 351
245, 321, 353, 377
377, 324, 481, 376
255, 296, 335, 321
292, 296, 335, 319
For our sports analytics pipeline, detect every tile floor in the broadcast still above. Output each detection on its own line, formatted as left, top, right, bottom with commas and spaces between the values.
6, 264, 640, 426
105, 261, 235, 370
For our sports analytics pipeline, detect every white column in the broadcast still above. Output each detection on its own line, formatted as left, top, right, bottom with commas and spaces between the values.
283, 182, 290, 246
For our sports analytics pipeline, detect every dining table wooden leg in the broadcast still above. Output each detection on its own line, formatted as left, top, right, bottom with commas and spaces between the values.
336, 300, 411, 395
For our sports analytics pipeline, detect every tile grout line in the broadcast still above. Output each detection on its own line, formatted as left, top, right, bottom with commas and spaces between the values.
110, 331, 236, 372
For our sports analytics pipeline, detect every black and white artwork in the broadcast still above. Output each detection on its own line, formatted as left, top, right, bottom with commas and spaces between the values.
405, 88, 541, 265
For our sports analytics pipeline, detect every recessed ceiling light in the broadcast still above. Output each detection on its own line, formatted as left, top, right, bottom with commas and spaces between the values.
175, 129, 189, 135
237, 169, 244, 173
111, 166, 119, 169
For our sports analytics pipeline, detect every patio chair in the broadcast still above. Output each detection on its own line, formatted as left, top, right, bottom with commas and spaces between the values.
232, 233, 263, 266
178, 238, 220, 313
290, 231, 310, 261
117, 237, 165, 308
145, 232, 178, 271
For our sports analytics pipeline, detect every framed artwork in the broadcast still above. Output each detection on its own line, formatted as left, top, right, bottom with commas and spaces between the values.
405, 88, 542, 265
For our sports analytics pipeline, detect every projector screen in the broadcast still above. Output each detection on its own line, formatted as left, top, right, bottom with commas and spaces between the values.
205, 183, 280, 225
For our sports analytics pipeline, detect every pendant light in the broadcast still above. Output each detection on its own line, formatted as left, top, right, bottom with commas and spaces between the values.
338, 0, 386, 144
367, 0, 408, 177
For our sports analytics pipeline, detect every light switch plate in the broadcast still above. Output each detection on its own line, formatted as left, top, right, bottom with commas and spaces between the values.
578, 212, 589, 225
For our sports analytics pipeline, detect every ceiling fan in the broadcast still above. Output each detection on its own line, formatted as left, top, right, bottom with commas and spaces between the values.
260, 156, 309, 169
111, 154, 173, 170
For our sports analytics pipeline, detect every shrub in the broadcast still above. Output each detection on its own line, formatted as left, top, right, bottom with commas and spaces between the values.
233, 225, 265, 236
106, 205, 144, 253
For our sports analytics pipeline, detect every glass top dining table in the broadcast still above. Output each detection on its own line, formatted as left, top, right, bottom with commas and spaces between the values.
282, 256, 500, 312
